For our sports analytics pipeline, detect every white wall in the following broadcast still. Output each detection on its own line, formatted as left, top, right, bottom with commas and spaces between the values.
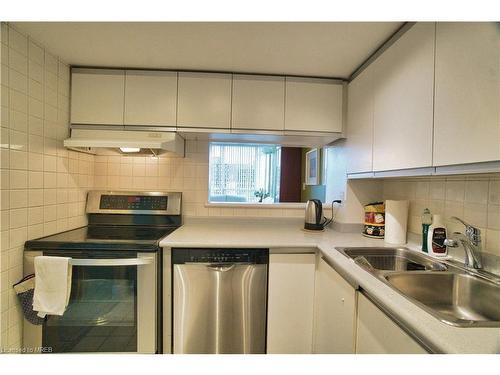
325, 141, 383, 226
0, 22, 94, 351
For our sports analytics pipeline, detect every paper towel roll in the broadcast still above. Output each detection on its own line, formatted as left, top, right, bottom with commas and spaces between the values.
384, 200, 409, 245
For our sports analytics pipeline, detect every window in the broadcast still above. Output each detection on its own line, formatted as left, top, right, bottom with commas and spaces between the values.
209, 143, 281, 203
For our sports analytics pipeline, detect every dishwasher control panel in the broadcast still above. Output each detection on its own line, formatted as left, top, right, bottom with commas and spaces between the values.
172, 248, 269, 264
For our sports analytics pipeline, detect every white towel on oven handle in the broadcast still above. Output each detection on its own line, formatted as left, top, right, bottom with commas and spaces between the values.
32, 256, 72, 318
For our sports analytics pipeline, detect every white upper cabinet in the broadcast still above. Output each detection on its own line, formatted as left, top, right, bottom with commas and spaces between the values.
71, 69, 125, 125
124, 70, 177, 126
372, 23, 435, 171
345, 65, 374, 174
284, 77, 343, 133
232, 74, 285, 131
433, 22, 500, 166
177, 72, 232, 129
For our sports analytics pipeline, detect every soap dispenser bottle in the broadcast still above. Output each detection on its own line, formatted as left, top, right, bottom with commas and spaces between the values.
427, 214, 448, 257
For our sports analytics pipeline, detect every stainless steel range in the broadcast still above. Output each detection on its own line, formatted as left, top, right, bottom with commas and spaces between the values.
23, 190, 182, 354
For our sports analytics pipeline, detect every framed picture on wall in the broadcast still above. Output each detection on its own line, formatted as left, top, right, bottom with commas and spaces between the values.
305, 148, 319, 185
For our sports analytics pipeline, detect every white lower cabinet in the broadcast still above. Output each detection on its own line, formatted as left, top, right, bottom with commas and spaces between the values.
313, 257, 357, 353
267, 253, 316, 354
356, 293, 427, 354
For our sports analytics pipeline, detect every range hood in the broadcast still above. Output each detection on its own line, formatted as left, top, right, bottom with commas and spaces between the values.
64, 129, 185, 156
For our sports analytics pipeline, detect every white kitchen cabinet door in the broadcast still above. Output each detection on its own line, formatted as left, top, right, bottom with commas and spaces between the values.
284, 77, 343, 133
372, 23, 435, 171
232, 74, 285, 131
267, 253, 315, 354
177, 72, 232, 129
345, 65, 374, 174
356, 293, 427, 354
433, 22, 500, 166
313, 257, 356, 354
71, 69, 125, 125
124, 70, 177, 127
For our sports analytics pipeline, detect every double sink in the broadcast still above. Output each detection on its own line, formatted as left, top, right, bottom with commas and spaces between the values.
336, 247, 500, 327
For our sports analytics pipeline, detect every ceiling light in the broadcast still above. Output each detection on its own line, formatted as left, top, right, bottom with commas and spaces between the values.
120, 147, 141, 153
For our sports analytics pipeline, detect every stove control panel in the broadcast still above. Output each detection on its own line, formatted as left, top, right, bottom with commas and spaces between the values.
99, 195, 168, 211
87, 191, 181, 215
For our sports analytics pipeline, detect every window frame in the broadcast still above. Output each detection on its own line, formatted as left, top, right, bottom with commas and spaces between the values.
207, 142, 282, 204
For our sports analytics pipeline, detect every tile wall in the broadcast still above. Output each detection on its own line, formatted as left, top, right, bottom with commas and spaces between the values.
0, 23, 94, 351
93, 140, 307, 219
14, 21, 499, 352
382, 175, 500, 257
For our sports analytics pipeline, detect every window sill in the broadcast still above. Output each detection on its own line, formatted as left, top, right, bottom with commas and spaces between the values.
204, 202, 307, 209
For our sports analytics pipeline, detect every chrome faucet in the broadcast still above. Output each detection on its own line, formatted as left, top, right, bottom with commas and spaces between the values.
444, 216, 483, 269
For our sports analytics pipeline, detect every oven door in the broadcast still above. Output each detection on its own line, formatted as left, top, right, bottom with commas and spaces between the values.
23, 251, 157, 353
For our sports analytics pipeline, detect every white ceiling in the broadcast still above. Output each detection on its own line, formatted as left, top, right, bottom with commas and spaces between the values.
13, 22, 402, 79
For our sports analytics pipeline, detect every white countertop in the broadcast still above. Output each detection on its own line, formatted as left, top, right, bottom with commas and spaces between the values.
160, 218, 500, 354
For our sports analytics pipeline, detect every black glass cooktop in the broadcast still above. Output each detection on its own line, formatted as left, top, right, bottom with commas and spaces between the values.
24, 225, 178, 252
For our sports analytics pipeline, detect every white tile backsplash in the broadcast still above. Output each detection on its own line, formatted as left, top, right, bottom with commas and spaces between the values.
383, 175, 500, 257
8, 49, 27, 75
8, 28, 27, 56
487, 204, 500, 231
489, 180, 500, 205
92, 141, 306, 220
0, 23, 93, 350
28, 60, 43, 83
429, 180, 445, 200
27, 40, 43, 65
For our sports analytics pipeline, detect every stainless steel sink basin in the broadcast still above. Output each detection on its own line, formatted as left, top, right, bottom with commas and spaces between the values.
336, 246, 500, 327
385, 272, 500, 327
338, 247, 447, 272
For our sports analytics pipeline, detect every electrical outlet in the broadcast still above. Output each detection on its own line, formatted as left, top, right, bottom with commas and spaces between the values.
338, 191, 345, 202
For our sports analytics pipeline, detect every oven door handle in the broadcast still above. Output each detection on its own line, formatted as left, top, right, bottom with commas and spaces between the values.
69, 257, 154, 267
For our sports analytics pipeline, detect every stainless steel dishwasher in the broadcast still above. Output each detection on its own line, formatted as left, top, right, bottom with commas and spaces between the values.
172, 248, 268, 354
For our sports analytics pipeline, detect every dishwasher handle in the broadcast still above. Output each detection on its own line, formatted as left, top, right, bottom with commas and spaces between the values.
206, 264, 236, 272
176, 262, 257, 271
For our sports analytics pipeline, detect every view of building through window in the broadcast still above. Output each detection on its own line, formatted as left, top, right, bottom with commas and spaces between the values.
209, 143, 281, 203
